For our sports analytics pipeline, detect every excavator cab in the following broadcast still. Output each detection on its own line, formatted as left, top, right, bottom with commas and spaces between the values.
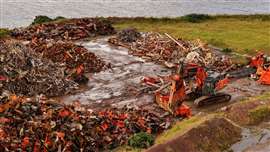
185, 65, 231, 107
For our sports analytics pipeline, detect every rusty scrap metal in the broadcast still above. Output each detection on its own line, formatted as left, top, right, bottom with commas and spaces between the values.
117, 28, 141, 43
0, 95, 171, 151
109, 32, 233, 71
28, 40, 107, 74
0, 40, 78, 97
11, 18, 115, 41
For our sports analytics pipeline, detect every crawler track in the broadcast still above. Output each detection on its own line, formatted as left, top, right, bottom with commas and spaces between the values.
194, 93, 231, 107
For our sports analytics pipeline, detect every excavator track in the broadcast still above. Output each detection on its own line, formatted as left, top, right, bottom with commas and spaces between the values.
194, 93, 231, 107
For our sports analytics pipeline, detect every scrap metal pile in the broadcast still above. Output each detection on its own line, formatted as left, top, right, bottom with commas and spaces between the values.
0, 40, 77, 97
28, 40, 106, 73
116, 28, 141, 43
109, 31, 232, 71
0, 95, 171, 151
10, 18, 113, 84
11, 18, 115, 41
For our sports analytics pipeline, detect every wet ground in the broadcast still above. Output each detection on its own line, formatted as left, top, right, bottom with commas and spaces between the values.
61, 37, 171, 112
231, 121, 270, 152
59, 37, 270, 117
2, 0, 270, 28
197, 78, 270, 113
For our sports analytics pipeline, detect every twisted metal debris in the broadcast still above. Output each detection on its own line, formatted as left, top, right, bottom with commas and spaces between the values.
117, 28, 141, 43
11, 18, 116, 41
0, 95, 171, 151
0, 40, 78, 97
29, 40, 107, 73
109, 32, 232, 71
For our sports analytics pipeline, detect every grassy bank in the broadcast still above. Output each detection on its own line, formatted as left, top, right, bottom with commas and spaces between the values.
0, 28, 10, 39
116, 91, 270, 152
114, 15, 270, 55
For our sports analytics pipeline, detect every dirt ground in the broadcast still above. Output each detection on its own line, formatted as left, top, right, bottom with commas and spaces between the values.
55, 37, 270, 152
58, 37, 270, 116
146, 117, 242, 152
244, 141, 270, 152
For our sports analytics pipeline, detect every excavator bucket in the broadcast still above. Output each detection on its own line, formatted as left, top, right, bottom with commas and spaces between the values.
155, 92, 172, 113
250, 52, 265, 68
258, 68, 270, 85
155, 76, 188, 117
175, 104, 191, 117
155, 92, 190, 117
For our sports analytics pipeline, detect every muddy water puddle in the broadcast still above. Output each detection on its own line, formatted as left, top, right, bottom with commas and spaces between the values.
61, 37, 171, 110
231, 122, 270, 152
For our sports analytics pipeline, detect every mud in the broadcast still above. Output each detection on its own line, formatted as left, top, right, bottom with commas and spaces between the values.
244, 141, 270, 152
225, 97, 270, 152
59, 37, 270, 114
223, 78, 270, 102
231, 127, 270, 152
225, 98, 270, 125
146, 117, 242, 152
60, 37, 171, 111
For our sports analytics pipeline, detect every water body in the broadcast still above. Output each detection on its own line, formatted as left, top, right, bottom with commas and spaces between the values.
1, 0, 270, 28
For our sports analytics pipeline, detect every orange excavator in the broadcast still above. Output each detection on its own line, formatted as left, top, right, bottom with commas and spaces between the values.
179, 63, 231, 107
143, 52, 270, 117
142, 63, 231, 117
143, 74, 191, 117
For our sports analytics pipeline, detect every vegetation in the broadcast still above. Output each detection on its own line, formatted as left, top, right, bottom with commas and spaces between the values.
182, 14, 213, 23
28, 14, 270, 55
32, 15, 66, 25
155, 92, 270, 147
249, 105, 270, 124
155, 114, 216, 144
54, 16, 66, 21
32, 15, 53, 25
222, 48, 233, 53
128, 132, 154, 148
114, 14, 270, 55
234, 91, 270, 105
0, 28, 11, 38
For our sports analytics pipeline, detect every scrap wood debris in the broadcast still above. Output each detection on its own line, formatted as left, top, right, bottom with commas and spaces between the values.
0, 95, 171, 151
11, 18, 116, 41
0, 40, 78, 97
28, 40, 107, 74
109, 31, 232, 71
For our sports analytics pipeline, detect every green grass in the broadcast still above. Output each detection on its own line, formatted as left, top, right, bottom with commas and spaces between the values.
128, 132, 154, 148
249, 105, 270, 124
234, 91, 270, 106
113, 15, 270, 55
155, 114, 216, 144
113, 146, 142, 152
0, 28, 11, 38
31, 15, 67, 25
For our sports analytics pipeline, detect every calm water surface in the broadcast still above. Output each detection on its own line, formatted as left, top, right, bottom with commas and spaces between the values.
1, 0, 270, 28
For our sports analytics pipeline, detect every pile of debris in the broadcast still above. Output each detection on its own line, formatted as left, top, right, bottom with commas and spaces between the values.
116, 28, 141, 43
11, 18, 115, 41
0, 95, 171, 151
109, 31, 232, 71
0, 40, 77, 97
29, 40, 107, 73
10, 18, 111, 82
